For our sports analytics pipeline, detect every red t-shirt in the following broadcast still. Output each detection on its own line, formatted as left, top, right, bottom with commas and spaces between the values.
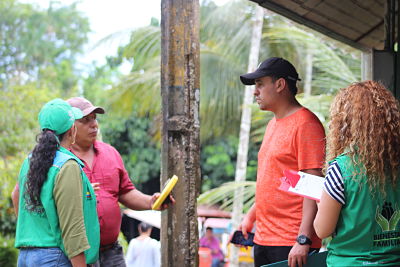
254, 108, 325, 247
72, 141, 135, 245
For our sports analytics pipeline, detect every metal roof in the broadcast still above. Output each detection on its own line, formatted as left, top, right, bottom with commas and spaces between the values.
251, 0, 388, 51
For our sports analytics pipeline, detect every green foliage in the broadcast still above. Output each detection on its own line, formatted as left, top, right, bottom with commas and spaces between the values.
101, 113, 161, 189
118, 231, 128, 255
103, 0, 361, 146
104, 1, 260, 143
198, 181, 256, 213
262, 24, 361, 94
0, 234, 18, 267
298, 94, 334, 127
0, 0, 91, 242
201, 137, 237, 191
82, 64, 120, 103
39, 60, 80, 96
107, 25, 161, 118
0, 0, 90, 91
99, 112, 262, 193
91, 0, 361, 194
200, 136, 258, 192
0, 153, 22, 236
0, 84, 56, 157
0, 84, 56, 236
199, 0, 256, 140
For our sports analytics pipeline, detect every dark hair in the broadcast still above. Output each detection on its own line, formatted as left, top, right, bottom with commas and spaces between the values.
271, 76, 298, 95
139, 222, 152, 232
25, 129, 64, 212
206, 227, 213, 231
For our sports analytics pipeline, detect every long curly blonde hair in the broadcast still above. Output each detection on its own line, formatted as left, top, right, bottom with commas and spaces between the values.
327, 80, 400, 192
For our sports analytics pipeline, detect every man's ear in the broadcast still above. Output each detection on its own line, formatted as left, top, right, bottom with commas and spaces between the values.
276, 78, 287, 93
69, 127, 75, 139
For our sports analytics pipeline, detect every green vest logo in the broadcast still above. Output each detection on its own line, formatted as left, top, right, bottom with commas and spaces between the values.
375, 202, 400, 232
373, 202, 400, 247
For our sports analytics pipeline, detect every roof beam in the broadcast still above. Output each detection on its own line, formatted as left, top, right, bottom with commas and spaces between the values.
250, 0, 369, 51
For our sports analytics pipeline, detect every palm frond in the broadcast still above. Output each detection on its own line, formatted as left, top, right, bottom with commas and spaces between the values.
197, 181, 256, 212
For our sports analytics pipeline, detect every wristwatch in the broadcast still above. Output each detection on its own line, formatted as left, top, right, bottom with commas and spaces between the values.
296, 235, 312, 245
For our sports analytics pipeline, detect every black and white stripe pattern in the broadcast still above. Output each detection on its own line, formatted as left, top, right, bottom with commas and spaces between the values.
324, 161, 345, 205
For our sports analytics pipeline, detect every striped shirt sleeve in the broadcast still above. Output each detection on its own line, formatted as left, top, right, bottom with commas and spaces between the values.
324, 161, 345, 205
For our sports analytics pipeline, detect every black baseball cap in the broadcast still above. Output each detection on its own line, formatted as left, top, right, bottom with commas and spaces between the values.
240, 57, 301, 85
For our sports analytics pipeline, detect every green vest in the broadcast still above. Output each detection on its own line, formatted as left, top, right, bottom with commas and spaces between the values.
327, 154, 400, 266
15, 147, 100, 264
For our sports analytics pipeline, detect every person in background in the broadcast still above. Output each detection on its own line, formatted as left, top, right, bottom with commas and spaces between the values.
12, 99, 99, 267
125, 222, 160, 267
238, 57, 325, 267
314, 81, 400, 266
200, 227, 224, 267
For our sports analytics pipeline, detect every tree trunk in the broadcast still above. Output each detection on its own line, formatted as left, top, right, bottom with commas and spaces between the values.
229, 5, 264, 267
303, 47, 313, 97
160, 1, 201, 267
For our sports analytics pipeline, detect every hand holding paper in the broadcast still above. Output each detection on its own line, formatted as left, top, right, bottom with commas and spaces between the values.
279, 170, 324, 201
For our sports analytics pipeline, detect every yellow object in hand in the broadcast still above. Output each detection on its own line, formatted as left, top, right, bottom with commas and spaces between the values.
151, 175, 178, 210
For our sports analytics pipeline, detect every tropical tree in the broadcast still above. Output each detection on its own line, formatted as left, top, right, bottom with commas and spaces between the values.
201, 136, 258, 191
0, 3, 91, 258
92, 0, 361, 194
230, 5, 264, 266
100, 112, 161, 193
262, 24, 361, 94
0, 83, 57, 242
103, 0, 360, 141
0, 0, 90, 92
104, 0, 258, 143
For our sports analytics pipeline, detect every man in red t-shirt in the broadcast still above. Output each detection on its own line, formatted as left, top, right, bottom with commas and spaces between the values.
238, 57, 326, 267
67, 97, 166, 267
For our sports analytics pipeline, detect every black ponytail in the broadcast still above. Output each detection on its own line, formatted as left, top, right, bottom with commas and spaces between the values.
25, 129, 64, 212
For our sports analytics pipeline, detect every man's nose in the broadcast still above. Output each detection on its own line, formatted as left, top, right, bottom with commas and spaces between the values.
89, 119, 98, 128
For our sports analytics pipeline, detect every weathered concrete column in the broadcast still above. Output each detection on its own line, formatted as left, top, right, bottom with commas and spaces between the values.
160, 1, 200, 267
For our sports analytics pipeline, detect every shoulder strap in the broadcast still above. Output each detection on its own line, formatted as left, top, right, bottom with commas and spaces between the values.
52, 151, 77, 169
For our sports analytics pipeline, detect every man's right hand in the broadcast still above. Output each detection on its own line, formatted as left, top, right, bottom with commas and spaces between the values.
150, 193, 176, 210
91, 182, 100, 191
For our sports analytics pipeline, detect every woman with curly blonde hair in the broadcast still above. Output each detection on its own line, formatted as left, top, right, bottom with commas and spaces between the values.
314, 80, 400, 266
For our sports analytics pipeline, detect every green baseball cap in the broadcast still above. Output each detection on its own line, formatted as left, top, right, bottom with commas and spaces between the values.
38, 98, 83, 135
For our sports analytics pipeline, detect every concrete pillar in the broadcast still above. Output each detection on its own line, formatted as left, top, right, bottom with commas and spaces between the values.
160, 0, 201, 266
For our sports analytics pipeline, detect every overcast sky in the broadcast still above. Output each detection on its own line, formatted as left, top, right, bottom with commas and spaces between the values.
22, 0, 229, 72
21, 0, 161, 69
77, 0, 162, 66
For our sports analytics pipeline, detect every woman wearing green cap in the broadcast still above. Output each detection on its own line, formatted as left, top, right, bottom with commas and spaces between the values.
14, 99, 100, 267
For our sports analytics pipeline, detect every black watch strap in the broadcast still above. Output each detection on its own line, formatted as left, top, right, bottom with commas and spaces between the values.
296, 235, 312, 245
